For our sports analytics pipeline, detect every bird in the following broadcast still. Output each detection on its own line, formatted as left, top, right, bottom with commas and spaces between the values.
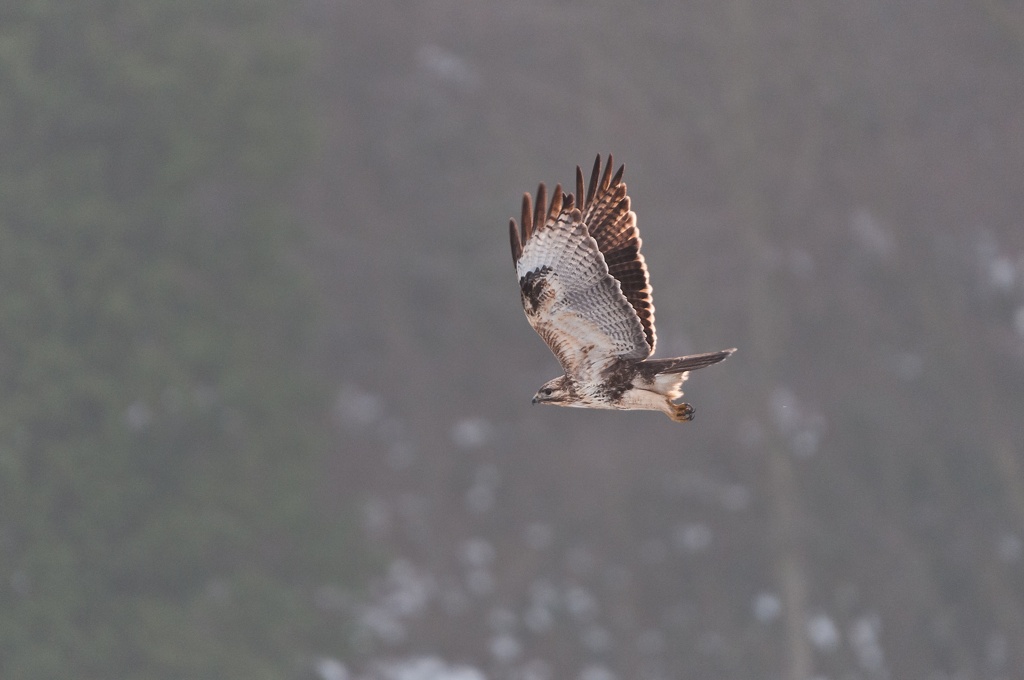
509, 155, 735, 422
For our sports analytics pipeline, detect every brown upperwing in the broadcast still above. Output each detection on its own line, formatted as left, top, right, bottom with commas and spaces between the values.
575, 155, 656, 354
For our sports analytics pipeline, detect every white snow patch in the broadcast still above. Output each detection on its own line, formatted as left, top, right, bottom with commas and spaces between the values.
490, 633, 522, 663
315, 657, 350, 680
451, 417, 493, 448
336, 385, 383, 427
770, 386, 827, 457
524, 522, 554, 550
673, 523, 713, 554
582, 625, 612, 652
369, 656, 486, 680
417, 45, 479, 88
771, 387, 801, 434
564, 585, 598, 622
124, 400, 152, 432
807, 614, 840, 651
850, 208, 895, 259
578, 664, 617, 680
461, 538, 496, 568
988, 255, 1017, 291
359, 559, 434, 643
1013, 306, 1024, 338
384, 559, 433, 617
360, 605, 406, 645
997, 533, 1023, 563
791, 429, 821, 458
753, 592, 782, 624
849, 614, 885, 672
524, 602, 554, 633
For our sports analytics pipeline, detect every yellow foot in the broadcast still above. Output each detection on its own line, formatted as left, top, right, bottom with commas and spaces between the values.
669, 401, 695, 422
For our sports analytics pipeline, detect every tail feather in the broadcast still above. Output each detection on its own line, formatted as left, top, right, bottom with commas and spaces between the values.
641, 348, 736, 376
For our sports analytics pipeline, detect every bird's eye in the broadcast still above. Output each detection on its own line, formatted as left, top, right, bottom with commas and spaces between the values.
541, 388, 553, 396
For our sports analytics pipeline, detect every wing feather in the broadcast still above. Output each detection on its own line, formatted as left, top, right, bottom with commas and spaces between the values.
509, 218, 522, 262
578, 154, 657, 352
513, 184, 649, 382
521, 192, 533, 243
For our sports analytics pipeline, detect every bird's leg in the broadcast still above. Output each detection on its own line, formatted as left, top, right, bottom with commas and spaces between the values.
668, 401, 695, 422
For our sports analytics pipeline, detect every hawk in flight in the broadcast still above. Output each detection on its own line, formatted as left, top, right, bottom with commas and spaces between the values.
509, 155, 735, 422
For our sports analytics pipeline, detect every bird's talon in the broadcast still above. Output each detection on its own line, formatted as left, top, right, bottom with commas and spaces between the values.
670, 401, 695, 422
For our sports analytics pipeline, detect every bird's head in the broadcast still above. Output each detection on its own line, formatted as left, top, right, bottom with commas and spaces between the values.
532, 376, 572, 405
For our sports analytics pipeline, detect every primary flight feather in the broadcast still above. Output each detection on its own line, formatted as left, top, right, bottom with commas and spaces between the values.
509, 155, 735, 422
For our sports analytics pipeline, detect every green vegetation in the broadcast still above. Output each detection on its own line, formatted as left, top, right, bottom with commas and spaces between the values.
0, 3, 356, 677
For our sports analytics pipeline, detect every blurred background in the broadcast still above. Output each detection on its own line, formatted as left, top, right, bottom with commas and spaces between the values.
2, 1, 1023, 679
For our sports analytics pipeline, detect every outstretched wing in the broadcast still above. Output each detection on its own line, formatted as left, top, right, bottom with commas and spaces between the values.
577, 154, 657, 353
509, 181, 649, 383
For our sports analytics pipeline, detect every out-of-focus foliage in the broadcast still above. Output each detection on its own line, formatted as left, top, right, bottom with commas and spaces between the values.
317, 1, 1024, 679
3, 0, 1024, 679
0, 2, 358, 678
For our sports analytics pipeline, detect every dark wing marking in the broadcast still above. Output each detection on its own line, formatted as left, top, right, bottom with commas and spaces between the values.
510, 185, 650, 382
576, 154, 656, 354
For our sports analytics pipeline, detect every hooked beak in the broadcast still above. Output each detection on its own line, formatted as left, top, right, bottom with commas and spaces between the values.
531, 395, 538, 405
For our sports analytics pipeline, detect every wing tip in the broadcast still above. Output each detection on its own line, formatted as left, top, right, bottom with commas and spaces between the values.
549, 183, 563, 221
534, 183, 547, 229
510, 218, 523, 263
511, 153, 636, 263
575, 165, 585, 210
600, 154, 614, 190
612, 161, 625, 187
521, 191, 534, 242
586, 154, 601, 205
